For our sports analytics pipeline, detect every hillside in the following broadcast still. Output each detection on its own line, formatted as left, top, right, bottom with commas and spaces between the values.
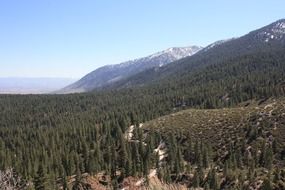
140, 98, 285, 189
1, 95, 284, 189
58, 46, 202, 93
108, 19, 285, 91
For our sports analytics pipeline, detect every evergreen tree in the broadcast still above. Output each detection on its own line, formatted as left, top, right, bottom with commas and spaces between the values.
202, 147, 209, 169
34, 164, 46, 190
72, 167, 82, 190
262, 173, 272, 190
192, 171, 200, 188
209, 168, 218, 190
264, 146, 273, 170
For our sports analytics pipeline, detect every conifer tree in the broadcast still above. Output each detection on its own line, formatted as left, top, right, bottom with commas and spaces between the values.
262, 173, 272, 190
202, 148, 209, 169
209, 168, 218, 190
34, 164, 46, 190
264, 146, 273, 170
72, 167, 82, 190
192, 171, 200, 188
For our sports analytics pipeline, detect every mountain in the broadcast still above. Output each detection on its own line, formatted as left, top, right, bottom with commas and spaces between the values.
0, 77, 76, 94
107, 19, 285, 90
254, 19, 285, 43
58, 46, 202, 93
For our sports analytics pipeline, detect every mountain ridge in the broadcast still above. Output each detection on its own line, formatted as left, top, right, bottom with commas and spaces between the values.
59, 19, 285, 94
105, 19, 285, 90
57, 46, 202, 93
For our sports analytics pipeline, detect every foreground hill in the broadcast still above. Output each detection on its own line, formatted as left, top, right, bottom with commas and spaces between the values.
58, 46, 202, 93
139, 98, 285, 189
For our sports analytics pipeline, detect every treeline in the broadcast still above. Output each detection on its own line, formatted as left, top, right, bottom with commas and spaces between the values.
1, 49, 285, 130
0, 48, 285, 130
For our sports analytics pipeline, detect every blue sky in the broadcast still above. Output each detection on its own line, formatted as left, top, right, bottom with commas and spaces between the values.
0, 0, 284, 78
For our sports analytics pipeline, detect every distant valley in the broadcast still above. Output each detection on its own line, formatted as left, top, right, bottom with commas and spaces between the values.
0, 77, 76, 94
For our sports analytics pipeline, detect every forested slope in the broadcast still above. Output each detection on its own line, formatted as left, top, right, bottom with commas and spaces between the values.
107, 19, 285, 99
1, 96, 285, 189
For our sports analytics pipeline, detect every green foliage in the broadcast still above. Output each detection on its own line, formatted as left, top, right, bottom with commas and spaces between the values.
33, 164, 46, 190
0, 43, 285, 189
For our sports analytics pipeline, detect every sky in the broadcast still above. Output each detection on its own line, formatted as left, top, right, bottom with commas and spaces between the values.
0, 0, 284, 78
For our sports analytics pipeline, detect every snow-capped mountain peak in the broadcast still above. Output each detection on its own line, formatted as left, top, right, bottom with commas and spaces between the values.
166, 46, 203, 58
147, 46, 202, 61
201, 38, 235, 52
58, 46, 203, 93
255, 19, 285, 42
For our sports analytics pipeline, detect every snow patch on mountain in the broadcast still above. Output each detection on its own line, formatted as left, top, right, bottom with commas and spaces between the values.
119, 46, 203, 68
256, 19, 285, 42
58, 46, 202, 93
202, 38, 235, 52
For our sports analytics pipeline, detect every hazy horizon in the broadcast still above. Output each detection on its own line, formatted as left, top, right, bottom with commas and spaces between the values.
0, 77, 76, 94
